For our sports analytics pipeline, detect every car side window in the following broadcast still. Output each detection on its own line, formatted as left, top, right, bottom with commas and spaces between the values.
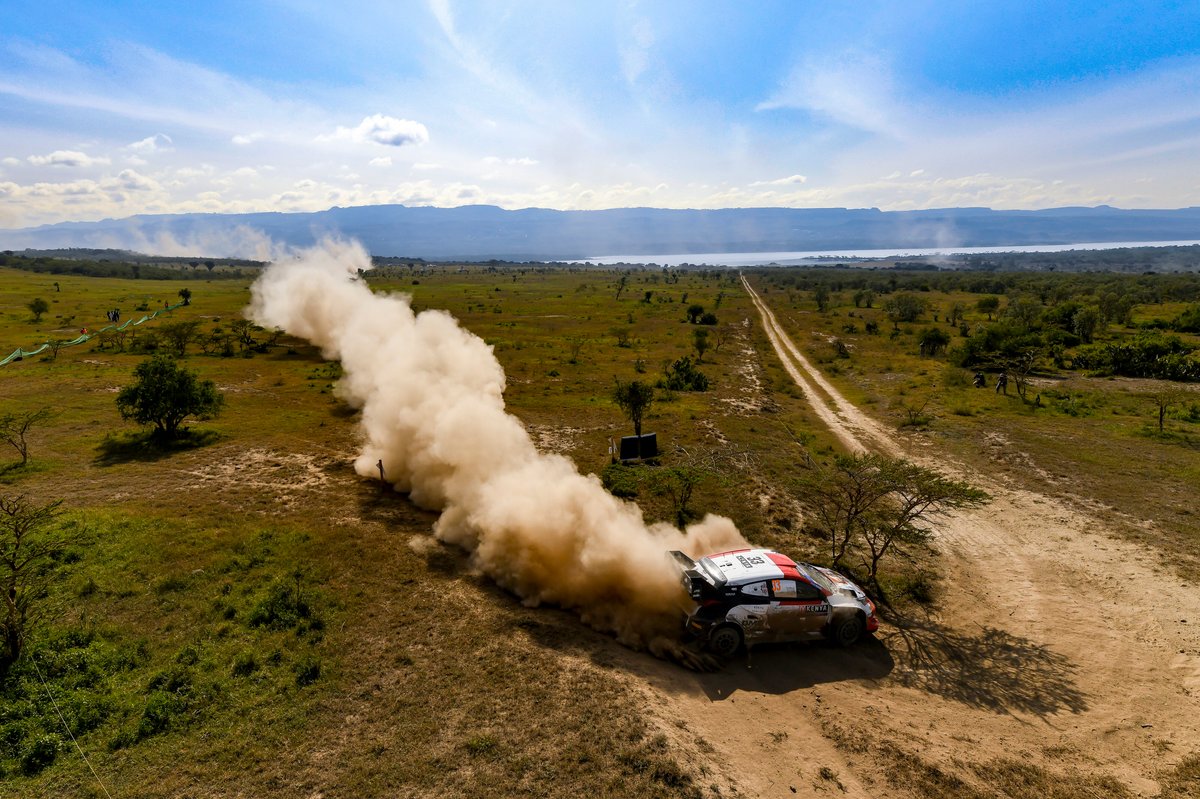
795, 580, 825, 601
771, 579, 798, 599
738, 581, 769, 603
773, 579, 824, 601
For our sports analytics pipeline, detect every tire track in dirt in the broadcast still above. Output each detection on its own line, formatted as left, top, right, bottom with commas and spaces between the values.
636, 277, 1200, 798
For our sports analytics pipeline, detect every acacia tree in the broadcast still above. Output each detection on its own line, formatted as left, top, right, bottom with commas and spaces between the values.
0, 409, 53, 466
612, 379, 654, 438
27, 298, 48, 323
116, 354, 224, 439
1152, 387, 1189, 433
976, 296, 1000, 321
650, 465, 710, 528
0, 495, 66, 671
884, 293, 927, 325
917, 327, 951, 357
159, 320, 202, 356
804, 454, 988, 595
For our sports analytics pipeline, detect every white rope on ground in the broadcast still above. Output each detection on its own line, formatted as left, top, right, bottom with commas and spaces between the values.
28, 653, 116, 799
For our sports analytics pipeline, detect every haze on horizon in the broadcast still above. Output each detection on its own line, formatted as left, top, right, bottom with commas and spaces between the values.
2, 1, 1199, 231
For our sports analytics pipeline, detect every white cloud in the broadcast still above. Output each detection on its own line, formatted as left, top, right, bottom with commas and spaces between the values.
27, 150, 111, 168
232, 132, 265, 145
411, 162, 441, 171
620, 18, 655, 84
482, 156, 539, 167
758, 51, 907, 139
369, 157, 392, 167
2, 157, 20, 166
749, 174, 808, 187
321, 114, 429, 147
910, 169, 925, 177
116, 169, 158, 191
127, 134, 173, 153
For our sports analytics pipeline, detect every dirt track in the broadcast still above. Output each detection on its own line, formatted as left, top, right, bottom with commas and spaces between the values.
624, 277, 1200, 798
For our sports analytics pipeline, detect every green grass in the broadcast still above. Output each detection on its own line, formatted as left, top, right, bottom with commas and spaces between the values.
0, 263, 837, 797
4, 262, 1197, 796
749, 272, 1200, 581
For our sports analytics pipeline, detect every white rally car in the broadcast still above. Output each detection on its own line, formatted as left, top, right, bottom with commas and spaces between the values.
671, 548, 879, 656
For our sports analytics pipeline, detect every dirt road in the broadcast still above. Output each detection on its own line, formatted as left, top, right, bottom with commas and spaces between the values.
626, 277, 1200, 798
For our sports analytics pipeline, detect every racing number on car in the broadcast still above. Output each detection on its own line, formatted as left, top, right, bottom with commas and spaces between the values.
736, 554, 766, 569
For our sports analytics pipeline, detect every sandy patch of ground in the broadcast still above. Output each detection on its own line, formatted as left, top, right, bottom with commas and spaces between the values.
177, 447, 343, 509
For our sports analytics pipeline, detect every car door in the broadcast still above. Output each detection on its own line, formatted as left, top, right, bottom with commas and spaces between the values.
727, 581, 771, 643
766, 578, 830, 641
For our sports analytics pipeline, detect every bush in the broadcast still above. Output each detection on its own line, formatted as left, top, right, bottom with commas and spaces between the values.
248, 580, 313, 630
601, 464, 641, 498
231, 650, 258, 677
661, 356, 710, 392
137, 691, 188, 740
1072, 333, 1200, 380
19, 734, 60, 776
293, 655, 321, 687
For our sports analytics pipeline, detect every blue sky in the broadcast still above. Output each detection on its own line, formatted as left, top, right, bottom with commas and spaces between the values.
1, 0, 1199, 228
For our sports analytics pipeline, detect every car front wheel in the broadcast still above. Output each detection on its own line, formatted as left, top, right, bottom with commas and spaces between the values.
831, 614, 864, 647
708, 624, 743, 657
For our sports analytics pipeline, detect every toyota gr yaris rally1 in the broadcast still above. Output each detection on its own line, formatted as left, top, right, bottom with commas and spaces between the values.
671, 548, 878, 656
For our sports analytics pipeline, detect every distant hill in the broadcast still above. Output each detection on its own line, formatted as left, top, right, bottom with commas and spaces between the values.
4, 204, 1200, 260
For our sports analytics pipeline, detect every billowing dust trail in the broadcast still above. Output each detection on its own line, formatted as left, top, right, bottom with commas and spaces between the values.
628, 277, 1200, 798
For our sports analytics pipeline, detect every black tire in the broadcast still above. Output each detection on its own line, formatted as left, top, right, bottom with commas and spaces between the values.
708, 625, 743, 657
831, 614, 864, 647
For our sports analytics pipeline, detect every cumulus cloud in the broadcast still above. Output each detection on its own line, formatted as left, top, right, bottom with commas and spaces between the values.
369, 156, 393, 167
27, 150, 111, 168
116, 169, 158, 191
232, 132, 265, 145
321, 114, 429, 147
2, 157, 20, 166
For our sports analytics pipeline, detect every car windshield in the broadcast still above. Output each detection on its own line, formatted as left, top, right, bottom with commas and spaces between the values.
799, 564, 835, 593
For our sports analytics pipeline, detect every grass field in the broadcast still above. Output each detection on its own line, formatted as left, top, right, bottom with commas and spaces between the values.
2, 261, 1198, 796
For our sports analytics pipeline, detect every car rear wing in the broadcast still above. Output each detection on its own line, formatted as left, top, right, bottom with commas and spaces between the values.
670, 551, 717, 600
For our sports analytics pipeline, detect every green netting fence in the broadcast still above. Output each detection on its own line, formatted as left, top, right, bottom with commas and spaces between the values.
1, 302, 186, 367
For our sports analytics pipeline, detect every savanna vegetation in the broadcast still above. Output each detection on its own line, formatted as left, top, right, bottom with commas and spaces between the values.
1, 253, 1198, 796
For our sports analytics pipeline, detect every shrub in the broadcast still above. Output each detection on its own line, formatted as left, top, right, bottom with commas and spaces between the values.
293, 655, 321, 687
19, 734, 60, 776
231, 650, 258, 677
601, 464, 641, 498
137, 691, 188, 739
248, 580, 313, 631
661, 356, 710, 392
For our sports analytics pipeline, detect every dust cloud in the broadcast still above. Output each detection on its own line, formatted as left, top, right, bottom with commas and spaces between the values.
248, 240, 746, 650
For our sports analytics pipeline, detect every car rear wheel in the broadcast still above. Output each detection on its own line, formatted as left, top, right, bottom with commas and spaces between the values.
708, 625, 743, 657
831, 614, 864, 647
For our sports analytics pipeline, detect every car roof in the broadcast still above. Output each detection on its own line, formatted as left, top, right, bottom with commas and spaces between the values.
702, 548, 804, 586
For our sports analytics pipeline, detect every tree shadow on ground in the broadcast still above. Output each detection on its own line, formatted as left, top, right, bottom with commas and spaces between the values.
94, 429, 221, 466
877, 609, 1088, 716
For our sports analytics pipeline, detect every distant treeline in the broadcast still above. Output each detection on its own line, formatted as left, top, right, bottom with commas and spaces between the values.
907, 244, 1200, 273
0, 251, 263, 280
751, 265, 1200, 305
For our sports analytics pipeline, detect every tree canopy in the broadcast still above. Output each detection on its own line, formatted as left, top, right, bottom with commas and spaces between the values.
116, 354, 224, 439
